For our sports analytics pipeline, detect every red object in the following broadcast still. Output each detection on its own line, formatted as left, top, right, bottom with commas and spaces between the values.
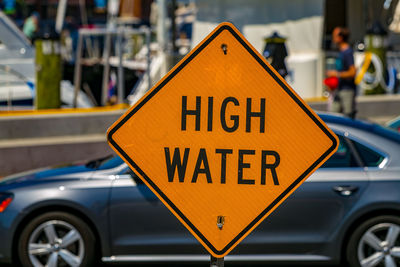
324, 76, 339, 90
0, 197, 12, 213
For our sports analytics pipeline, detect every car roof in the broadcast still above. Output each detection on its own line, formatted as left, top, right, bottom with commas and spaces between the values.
318, 112, 400, 144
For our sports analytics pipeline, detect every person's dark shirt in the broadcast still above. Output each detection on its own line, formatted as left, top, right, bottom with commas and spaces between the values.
337, 47, 356, 91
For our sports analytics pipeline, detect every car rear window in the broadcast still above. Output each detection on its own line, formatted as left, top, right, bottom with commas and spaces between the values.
352, 141, 385, 167
321, 135, 359, 168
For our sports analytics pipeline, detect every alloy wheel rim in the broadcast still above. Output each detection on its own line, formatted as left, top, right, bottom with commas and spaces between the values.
358, 222, 400, 267
27, 220, 84, 267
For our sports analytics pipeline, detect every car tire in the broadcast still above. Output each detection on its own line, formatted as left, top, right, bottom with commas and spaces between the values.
18, 211, 96, 267
346, 215, 400, 267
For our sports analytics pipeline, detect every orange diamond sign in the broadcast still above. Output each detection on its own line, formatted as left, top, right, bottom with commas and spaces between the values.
107, 22, 338, 258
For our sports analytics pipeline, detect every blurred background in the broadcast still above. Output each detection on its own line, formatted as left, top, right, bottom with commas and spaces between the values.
1, 2, 400, 267
0, 0, 399, 177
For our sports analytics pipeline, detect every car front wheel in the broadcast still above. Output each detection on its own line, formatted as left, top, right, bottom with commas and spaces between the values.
18, 211, 96, 267
347, 215, 400, 267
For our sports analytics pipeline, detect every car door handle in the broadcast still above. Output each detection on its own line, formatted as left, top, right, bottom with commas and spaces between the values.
333, 186, 359, 196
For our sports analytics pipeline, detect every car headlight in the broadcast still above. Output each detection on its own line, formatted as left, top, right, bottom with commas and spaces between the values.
0, 193, 13, 213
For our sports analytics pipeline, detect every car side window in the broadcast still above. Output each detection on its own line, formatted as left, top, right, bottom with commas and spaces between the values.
321, 135, 359, 168
352, 140, 385, 167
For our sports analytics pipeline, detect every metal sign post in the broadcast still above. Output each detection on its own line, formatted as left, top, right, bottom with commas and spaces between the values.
210, 256, 224, 267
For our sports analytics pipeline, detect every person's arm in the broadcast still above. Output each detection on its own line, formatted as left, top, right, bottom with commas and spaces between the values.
326, 65, 356, 79
326, 49, 356, 79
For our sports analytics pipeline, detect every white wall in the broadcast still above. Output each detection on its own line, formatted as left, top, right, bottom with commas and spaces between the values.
192, 0, 325, 98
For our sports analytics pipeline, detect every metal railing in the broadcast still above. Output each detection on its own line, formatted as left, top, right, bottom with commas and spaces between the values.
73, 26, 152, 107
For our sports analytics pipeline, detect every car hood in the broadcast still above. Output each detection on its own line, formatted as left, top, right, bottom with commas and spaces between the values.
0, 162, 94, 187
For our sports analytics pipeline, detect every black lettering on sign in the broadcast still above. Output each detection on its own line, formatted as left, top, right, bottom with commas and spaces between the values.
180, 96, 267, 133
192, 148, 212, 183
246, 98, 265, 133
220, 97, 239, 132
215, 149, 233, 184
181, 96, 201, 131
238, 150, 255, 184
164, 147, 281, 185
208, 97, 213, 131
261, 150, 280, 185
164, 147, 190, 182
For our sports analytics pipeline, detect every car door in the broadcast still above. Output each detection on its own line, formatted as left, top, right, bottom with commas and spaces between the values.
109, 168, 203, 256
234, 133, 370, 258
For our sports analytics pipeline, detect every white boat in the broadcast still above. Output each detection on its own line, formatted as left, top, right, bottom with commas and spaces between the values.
0, 11, 93, 109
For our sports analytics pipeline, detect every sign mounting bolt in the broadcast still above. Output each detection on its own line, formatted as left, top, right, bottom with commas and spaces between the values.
221, 44, 228, 55
217, 216, 225, 230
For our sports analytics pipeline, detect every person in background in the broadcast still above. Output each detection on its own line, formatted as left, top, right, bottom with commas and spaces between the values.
263, 31, 288, 79
326, 27, 357, 119
61, 16, 79, 64
23, 11, 39, 41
